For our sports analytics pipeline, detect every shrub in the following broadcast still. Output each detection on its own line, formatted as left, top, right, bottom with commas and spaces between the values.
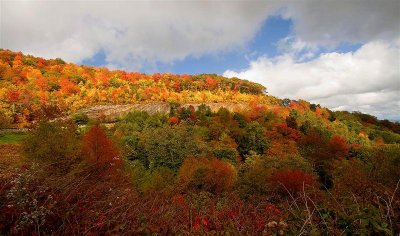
140, 167, 175, 195
178, 157, 236, 194
237, 152, 270, 197
0, 110, 12, 128
196, 104, 212, 124
168, 116, 179, 125
212, 147, 239, 164
237, 152, 314, 198
72, 112, 89, 124
22, 121, 81, 171
286, 116, 298, 130
270, 169, 316, 196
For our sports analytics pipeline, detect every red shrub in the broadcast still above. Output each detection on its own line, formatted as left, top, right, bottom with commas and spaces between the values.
168, 116, 179, 125
270, 169, 316, 196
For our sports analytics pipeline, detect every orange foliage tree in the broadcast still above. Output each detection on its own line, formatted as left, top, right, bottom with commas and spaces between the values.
82, 124, 121, 167
178, 157, 236, 194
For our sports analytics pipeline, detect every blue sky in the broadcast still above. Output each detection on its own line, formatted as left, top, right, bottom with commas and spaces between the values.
2, 0, 399, 120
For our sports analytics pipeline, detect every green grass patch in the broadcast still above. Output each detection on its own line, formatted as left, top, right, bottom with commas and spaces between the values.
0, 131, 28, 144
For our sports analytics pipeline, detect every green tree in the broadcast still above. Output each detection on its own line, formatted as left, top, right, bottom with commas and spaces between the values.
196, 104, 212, 124
125, 125, 205, 171
237, 121, 269, 157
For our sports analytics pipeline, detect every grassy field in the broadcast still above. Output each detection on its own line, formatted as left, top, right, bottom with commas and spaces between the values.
0, 131, 27, 144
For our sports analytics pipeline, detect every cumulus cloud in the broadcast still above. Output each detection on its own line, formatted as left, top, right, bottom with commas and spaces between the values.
224, 41, 400, 120
281, 0, 400, 46
0, 1, 279, 69
2, 0, 398, 69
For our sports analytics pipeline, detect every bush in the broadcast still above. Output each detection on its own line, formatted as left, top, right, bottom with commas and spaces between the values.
270, 169, 316, 196
22, 121, 81, 172
0, 110, 12, 128
72, 112, 89, 124
327, 135, 349, 159
237, 152, 270, 197
140, 167, 175, 195
237, 152, 314, 198
178, 157, 236, 194
117, 111, 166, 134
212, 147, 239, 164
168, 116, 179, 125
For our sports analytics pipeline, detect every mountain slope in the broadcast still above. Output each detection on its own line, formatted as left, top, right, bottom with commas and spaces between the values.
1, 49, 399, 142
0, 49, 278, 127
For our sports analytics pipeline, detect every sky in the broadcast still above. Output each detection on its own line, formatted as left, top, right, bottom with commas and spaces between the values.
1, 0, 399, 120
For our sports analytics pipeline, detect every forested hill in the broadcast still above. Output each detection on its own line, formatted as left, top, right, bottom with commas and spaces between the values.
0, 49, 277, 127
0, 49, 399, 143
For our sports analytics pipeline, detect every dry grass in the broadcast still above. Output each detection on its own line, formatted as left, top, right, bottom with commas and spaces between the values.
0, 144, 22, 177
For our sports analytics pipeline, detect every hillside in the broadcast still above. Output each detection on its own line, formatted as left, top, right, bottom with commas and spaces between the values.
0, 50, 399, 235
0, 49, 278, 127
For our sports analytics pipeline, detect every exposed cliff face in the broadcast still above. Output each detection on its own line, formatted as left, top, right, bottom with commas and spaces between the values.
80, 102, 258, 122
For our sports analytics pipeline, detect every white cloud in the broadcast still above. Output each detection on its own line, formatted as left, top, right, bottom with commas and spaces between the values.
0, 1, 279, 69
224, 41, 400, 120
2, 0, 399, 69
281, 0, 400, 46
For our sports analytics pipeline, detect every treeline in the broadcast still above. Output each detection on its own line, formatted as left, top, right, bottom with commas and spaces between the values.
1, 103, 399, 234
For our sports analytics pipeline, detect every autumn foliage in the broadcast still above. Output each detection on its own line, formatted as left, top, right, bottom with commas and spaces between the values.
1, 50, 400, 235
270, 169, 316, 196
168, 116, 179, 125
82, 124, 121, 167
0, 49, 275, 128
327, 135, 349, 159
178, 157, 236, 194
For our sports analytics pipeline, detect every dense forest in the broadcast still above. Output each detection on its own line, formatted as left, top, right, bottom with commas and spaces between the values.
0, 50, 399, 235
0, 49, 273, 128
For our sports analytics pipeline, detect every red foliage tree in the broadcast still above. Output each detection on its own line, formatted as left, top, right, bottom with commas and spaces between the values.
12, 53, 23, 68
173, 80, 181, 92
327, 135, 349, 159
270, 169, 316, 196
82, 124, 121, 167
7, 90, 20, 102
205, 76, 217, 89
273, 123, 301, 141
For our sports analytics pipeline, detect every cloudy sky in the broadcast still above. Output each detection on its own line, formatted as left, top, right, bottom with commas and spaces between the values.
1, 0, 399, 120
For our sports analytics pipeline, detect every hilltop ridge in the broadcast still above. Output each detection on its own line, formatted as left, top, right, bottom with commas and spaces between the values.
0, 49, 279, 126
